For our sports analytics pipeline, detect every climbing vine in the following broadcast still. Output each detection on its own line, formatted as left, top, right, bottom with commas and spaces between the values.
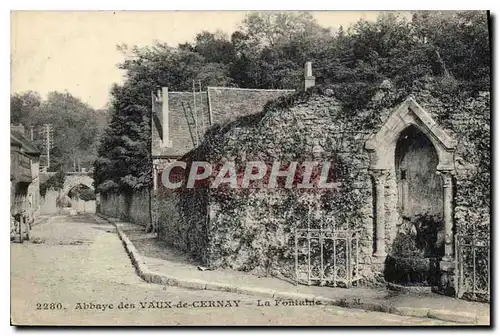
40, 169, 66, 197
158, 79, 490, 277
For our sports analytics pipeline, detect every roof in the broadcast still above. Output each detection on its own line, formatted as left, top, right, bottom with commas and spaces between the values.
152, 87, 295, 158
10, 130, 41, 156
152, 91, 210, 158
208, 87, 296, 125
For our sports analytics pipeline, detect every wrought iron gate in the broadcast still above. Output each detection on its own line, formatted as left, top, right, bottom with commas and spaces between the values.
294, 222, 361, 288
455, 234, 490, 302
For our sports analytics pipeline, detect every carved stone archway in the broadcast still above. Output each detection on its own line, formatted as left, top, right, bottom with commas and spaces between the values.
365, 97, 457, 264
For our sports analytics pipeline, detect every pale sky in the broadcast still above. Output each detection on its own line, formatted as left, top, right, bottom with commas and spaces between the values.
11, 11, 384, 109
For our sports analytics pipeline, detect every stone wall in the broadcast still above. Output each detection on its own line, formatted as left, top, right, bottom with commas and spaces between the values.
99, 189, 151, 226
154, 187, 209, 261
172, 90, 380, 278
410, 90, 490, 238
153, 154, 209, 257
71, 198, 96, 213
40, 189, 58, 214
154, 85, 490, 283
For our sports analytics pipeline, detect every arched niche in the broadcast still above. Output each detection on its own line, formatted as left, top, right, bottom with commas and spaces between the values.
395, 125, 443, 219
366, 98, 456, 172
365, 97, 456, 262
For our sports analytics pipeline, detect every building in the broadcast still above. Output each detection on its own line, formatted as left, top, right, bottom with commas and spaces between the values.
150, 63, 317, 176
151, 87, 298, 186
10, 124, 41, 239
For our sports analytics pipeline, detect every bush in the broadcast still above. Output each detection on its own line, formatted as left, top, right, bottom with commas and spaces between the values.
391, 213, 444, 258
56, 195, 72, 208
68, 185, 96, 201
386, 213, 444, 286
384, 254, 440, 286
391, 232, 421, 258
40, 170, 66, 197
79, 188, 96, 201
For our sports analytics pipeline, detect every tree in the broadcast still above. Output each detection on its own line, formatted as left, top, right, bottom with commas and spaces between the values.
193, 30, 236, 65
239, 12, 329, 49
411, 11, 490, 92
10, 91, 42, 126
117, 43, 232, 93
40, 91, 104, 171
93, 83, 151, 193
94, 40, 235, 192
230, 12, 333, 89
10, 91, 105, 172
309, 11, 489, 108
94, 10, 490, 192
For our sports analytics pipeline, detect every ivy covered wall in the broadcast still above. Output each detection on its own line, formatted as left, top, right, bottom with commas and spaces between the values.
154, 83, 490, 282
154, 186, 209, 262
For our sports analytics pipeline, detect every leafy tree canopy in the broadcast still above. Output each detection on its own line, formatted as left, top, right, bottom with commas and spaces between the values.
10, 91, 107, 172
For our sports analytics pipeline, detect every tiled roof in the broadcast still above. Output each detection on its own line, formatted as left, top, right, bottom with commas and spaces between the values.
152, 87, 295, 158
208, 87, 295, 125
10, 130, 41, 156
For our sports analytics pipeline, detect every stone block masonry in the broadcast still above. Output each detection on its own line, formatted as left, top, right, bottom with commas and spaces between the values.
99, 189, 151, 226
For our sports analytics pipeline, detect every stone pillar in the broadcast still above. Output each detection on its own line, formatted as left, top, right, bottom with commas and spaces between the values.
371, 169, 388, 259
304, 61, 315, 90
438, 170, 455, 294
440, 170, 454, 262
153, 163, 158, 191
386, 171, 399, 244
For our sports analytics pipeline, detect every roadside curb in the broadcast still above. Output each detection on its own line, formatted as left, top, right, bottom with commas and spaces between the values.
96, 214, 483, 325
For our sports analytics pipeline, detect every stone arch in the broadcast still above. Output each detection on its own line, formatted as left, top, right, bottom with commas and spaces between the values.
365, 97, 456, 172
67, 183, 93, 197
364, 97, 457, 266
61, 174, 94, 197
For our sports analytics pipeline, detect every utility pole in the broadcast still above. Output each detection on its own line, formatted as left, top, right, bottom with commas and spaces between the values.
42, 123, 53, 168
45, 124, 51, 169
30, 126, 34, 141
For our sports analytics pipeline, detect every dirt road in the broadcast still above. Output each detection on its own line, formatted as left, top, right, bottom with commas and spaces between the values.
11, 214, 456, 326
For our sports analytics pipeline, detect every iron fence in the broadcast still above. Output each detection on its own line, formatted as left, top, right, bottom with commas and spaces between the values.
294, 224, 361, 288
455, 234, 490, 302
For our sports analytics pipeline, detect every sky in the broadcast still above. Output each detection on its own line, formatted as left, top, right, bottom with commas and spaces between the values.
11, 11, 384, 109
